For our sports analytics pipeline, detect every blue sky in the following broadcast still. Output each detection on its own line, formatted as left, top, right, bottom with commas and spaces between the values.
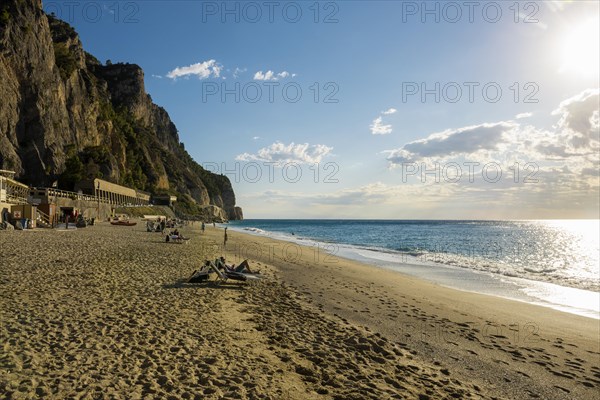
46, 1, 600, 219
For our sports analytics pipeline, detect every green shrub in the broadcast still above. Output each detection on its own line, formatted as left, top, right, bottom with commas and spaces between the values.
53, 43, 78, 80
0, 8, 10, 26
59, 155, 84, 190
82, 146, 111, 165
47, 13, 77, 41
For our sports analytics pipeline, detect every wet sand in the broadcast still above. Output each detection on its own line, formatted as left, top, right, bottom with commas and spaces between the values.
1, 223, 598, 399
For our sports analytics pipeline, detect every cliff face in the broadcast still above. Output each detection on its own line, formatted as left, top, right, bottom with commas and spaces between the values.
0, 0, 242, 220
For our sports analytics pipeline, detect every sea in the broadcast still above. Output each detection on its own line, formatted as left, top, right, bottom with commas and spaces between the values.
227, 219, 600, 319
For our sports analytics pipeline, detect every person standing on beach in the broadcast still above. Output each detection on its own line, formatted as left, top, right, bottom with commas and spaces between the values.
224, 227, 228, 246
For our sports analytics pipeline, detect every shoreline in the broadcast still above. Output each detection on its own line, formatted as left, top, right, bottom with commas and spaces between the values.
2, 222, 599, 399
225, 223, 600, 320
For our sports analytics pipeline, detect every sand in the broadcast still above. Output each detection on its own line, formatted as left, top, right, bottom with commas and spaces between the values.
1, 223, 598, 399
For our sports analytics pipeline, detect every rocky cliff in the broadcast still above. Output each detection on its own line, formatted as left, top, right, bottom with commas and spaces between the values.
0, 0, 242, 220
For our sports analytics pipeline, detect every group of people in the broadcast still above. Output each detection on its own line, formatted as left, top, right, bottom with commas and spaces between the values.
155, 219, 229, 245
147, 217, 187, 234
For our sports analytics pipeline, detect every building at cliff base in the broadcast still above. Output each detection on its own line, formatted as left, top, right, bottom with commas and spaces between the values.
1, 170, 32, 225
75, 179, 151, 206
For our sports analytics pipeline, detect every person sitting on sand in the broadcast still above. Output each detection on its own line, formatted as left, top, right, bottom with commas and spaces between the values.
171, 229, 188, 240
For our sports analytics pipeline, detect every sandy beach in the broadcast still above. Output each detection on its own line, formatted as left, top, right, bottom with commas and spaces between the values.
1, 223, 599, 399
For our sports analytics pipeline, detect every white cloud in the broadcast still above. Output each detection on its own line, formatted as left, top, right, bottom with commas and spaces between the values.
254, 70, 275, 80
530, 89, 600, 159
233, 67, 247, 79
236, 141, 333, 165
552, 88, 599, 143
253, 70, 293, 81
377, 88, 599, 218
370, 107, 397, 135
381, 89, 598, 165
167, 59, 222, 80
370, 116, 393, 135
252, 136, 260, 140
516, 112, 532, 119
242, 163, 599, 218
244, 183, 398, 207
240, 90, 599, 219
385, 122, 517, 163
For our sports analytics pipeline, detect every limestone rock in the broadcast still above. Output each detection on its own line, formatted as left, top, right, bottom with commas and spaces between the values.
0, 0, 242, 219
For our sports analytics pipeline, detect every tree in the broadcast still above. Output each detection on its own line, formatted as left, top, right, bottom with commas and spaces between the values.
59, 156, 84, 190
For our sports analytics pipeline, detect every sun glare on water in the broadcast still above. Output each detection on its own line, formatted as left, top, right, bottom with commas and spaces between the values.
544, 219, 600, 238
559, 17, 600, 77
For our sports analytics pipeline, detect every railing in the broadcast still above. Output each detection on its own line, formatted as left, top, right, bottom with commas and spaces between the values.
2, 176, 29, 205
34, 187, 103, 203
0, 170, 16, 179
30, 187, 150, 206
6, 193, 28, 205
36, 208, 52, 227
32, 187, 98, 202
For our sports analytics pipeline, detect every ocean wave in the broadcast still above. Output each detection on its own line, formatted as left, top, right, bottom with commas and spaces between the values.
242, 227, 269, 235
404, 251, 427, 257
524, 267, 557, 274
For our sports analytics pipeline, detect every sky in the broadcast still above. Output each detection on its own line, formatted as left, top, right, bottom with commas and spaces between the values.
44, 0, 600, 219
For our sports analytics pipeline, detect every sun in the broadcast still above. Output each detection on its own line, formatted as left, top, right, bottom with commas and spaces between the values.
559, 18, 600, 77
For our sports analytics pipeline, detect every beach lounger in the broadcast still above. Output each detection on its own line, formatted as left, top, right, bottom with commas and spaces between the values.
188, 268, 210, 283
208, 261, 245, 283
187, 261, 215, 283
166, 234, 189, 244
208, 262, 261, 284
215, 258, 260, 275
